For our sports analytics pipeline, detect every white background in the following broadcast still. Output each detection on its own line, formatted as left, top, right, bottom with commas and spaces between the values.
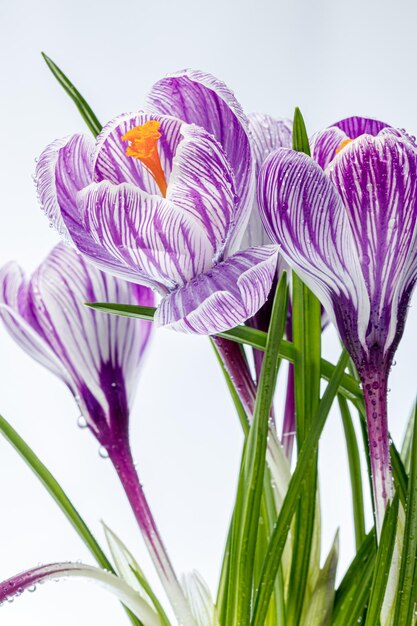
1, 0, 417, 623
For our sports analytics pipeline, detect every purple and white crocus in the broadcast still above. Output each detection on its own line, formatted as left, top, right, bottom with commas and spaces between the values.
258, 116, 417, 530
36, 70, 278, 335
0, 243, 196, 625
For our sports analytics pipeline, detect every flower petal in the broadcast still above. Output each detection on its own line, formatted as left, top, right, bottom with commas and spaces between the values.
248, 113, 292, 172
0, 262, 69, 383
80, 181, 215, 291
258, 148, 370, 355
24, 244, 153, 439
310, 126, 347, 170
167, 123, 237, 258
0, 562, 162, 625
329, 130, 417, 354
155, 246, 278, 334
242, 113, 292, 248
333, 115, 389, 139
145, 69, 254, 253
93, 112, 182, 193
36, 134, 143, 283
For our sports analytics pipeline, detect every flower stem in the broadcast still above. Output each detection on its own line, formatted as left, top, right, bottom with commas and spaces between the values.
361, 368, 394, 535
107, 440, 195, 626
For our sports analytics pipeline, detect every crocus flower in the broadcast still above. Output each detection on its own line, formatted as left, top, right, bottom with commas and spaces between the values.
258, 116, 417, 529
36, 70, 278, 335
0, 243, 195, 625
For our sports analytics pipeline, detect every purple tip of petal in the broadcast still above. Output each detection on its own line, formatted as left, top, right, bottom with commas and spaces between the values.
332, 116, 390, 138
155, 246, 279, 334
0, 563, 84, 604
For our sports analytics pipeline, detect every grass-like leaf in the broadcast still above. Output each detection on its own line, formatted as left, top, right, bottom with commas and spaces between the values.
338, 396, 366, 550
331, 531, 376, 625
393, 400, 417, 625
364, 496, 399, 626
251, 349, 350, 626
86, 302, 362, 402
0, 415, 142, 626
42, 52, 103, 137
225, 273, 288, 626
286, 109, 322, 624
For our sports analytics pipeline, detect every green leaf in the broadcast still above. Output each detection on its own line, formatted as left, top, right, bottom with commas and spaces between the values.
287, 269, 322, 625
300, 531, 339, 626
400, 401, 416, 475
103, 523, 171, 626
338, 396, 366, 550
226, 273, 288, 626
251, 349, 350, 626
393, 401, 417, 625
42, 52, 103, 137
292, 107, 311, 155
365, 496, 399, 626
287, 110, 322, 625
0, 415, 142, 626
331, 531, 376, 626
85, 301, 362, 402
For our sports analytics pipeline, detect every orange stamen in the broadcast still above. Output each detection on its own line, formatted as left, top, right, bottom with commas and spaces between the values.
121, 120, 168, 196
336, 138, 354, 154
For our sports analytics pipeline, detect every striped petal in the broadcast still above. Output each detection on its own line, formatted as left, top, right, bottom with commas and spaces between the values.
258, 148, 370, 358
36, 134, 143, 283
0, 262, 69, 383
93, 112, 182, 193
242, 113, 292, 248
310, 126, 347, 170
155, 246, 279, 334
0, 244, 154, 442
80, 181, 215, 292
329, 129, 417, 356
167, 123, 237, 258
333, 115, 389, 139
248, 113, 292, 172
145, 69, 254, 253
0, 562, 162, 625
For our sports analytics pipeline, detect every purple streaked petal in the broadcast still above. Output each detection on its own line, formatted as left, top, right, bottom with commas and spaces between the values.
80, 181, 215, 291
0, 262, 69, 383
145, 69, 254, 253
36, 133, 94, 238
0, 562, 161, 625
329, 131, 417, 355
155, 246, 279, 334
333, 115, 389, 139
25, 244, 153, 439
167, 123, 237, 258
248, 113, 292, 172
258, 148, 370, 356
93, 112, 183, 193
242, 114, 292, 248
36, 135, 144, 284
310, 126, 347, 170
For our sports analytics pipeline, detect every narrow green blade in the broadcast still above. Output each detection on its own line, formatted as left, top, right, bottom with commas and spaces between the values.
393, 401, 417, 625
0, 415, 142, 626
86, 301, 363, 401
331, 532, 376, 626
251, 350, 350, 626
226, 273, 288, 626
42, 52, 103, 137
365, 496, 399, 626
338, 395, 366, 549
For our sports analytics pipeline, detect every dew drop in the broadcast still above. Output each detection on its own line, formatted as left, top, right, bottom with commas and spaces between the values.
98, 446, 109, 459
77, 415, 88, 429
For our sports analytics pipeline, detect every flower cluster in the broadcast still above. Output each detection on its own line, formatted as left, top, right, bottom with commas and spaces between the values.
1, 61, 417, 625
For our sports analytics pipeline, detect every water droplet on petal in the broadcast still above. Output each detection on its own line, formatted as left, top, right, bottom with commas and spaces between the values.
77, 415, 88, 429
98, 446, 109, 459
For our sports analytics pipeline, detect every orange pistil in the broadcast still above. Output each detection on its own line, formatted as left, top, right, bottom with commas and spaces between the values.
335, 138, 354, 154
121, 120, 168, 196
